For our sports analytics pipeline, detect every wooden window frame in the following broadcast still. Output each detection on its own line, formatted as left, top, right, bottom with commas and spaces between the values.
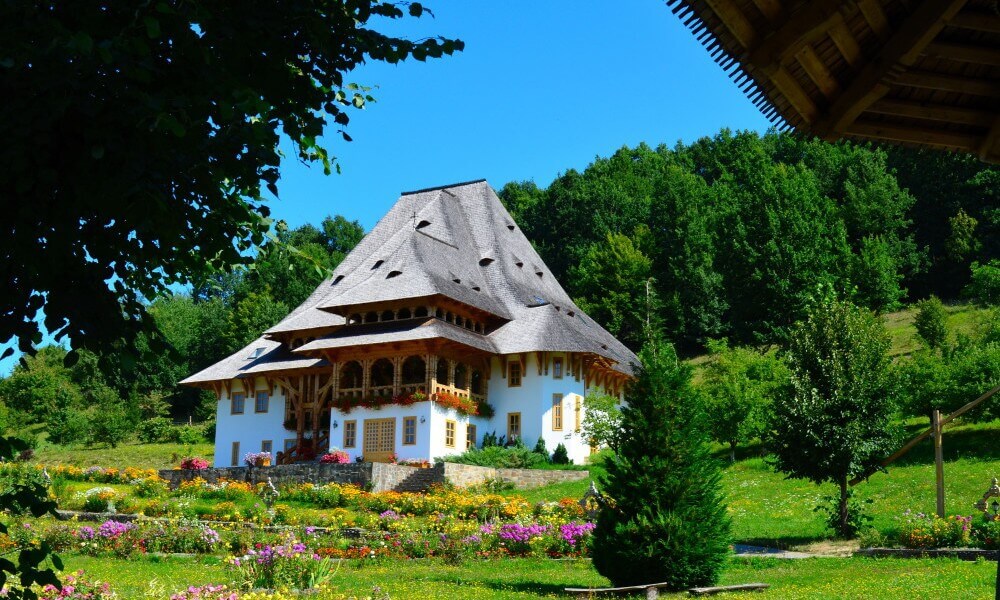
261, 440, 272, 454
284, 438, 296, 452
231, 441, 240, 466
552, 394, 563, 431
230, 392, 245, 415
466, 424, 477, 449
343, 420, 357, 449
507, 412, 521, 441
445, 419, 456, 448
254, 390, 269, 413
574, 394, 582, 432
507, 361, 522, 387
403, 416, 417, 446
552, 357, 563, 379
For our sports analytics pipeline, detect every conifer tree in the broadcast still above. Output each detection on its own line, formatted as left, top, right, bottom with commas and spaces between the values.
591, 338, 730, 589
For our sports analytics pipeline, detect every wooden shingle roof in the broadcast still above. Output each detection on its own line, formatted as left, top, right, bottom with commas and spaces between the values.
181, 180, 639, 385
669, 0, 1000, 162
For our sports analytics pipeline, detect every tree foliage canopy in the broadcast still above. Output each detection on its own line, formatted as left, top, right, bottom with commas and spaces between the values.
768, 290, 897, 536
592, 338, 729, 589
0, 1, 461, 361
501, 131, 997, 353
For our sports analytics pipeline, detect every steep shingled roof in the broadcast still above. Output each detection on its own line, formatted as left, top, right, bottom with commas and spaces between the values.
181, 180, 638, 385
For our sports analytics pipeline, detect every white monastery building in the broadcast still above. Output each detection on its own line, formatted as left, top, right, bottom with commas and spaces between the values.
182, 180, 636, 467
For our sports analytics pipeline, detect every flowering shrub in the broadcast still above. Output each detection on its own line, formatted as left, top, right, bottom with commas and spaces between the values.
181, 457, 211, 470
319, 451, 349, 464
38, 570, 115, 600
243, 452, 272, 467
0, 463, 159, 485
76, 487, 119, 513
170, 584, 238, 600
890, 511, 974, 548
973, 518, 1000, 550
228, 535, 335, 591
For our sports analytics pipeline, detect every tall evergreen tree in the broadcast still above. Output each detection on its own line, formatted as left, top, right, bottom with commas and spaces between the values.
592, 338, 730, 589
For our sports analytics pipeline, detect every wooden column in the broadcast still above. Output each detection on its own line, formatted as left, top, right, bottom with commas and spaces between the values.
447, 360, 456, 388
932, 409, 945, 518
392, 356, 402, 396
361, 358, 371, 397
427, 354, 438, 393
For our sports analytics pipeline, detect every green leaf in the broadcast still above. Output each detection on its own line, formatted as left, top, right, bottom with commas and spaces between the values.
144, 16, 161, 38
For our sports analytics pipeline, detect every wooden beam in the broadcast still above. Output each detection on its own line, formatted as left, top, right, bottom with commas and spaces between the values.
867, 98, 996, 126
748, 0, 851, 72
894, 70, 1000, 96
771, 66, 819, 123
750, 0, 782, 21
923, 42, 1000, 66
932, 409, 946, 518
845, 120, 980, 150
979, 116, 1000, 163
851, 384, 1000, 486
814, 0, 971, 137
857, 0, 890, 39
948, 11, 1000, 33
828, 12, 863, 66
704, 0, 757, 47
796, 44, 840, 97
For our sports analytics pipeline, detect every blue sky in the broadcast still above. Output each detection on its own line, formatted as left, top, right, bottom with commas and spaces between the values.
273, 0, 771, 231
2, 1, 773, 375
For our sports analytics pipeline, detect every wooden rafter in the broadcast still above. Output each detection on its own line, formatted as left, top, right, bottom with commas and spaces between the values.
846, 120, 980, 149
814, 0, 971, 138
704, 0, 757, 47
980, 116, 1000, 162
894, 70, 1000, 96
828, 12, 863, 66
923, 42, 1000, 66
857, 0, 890, 39
795, 45, 840, 97
867, 98, 996, 126
948, 11, 1000, 33
747, 0, 850, 72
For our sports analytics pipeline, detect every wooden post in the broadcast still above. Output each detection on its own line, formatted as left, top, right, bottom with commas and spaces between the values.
932, 409, 945, 518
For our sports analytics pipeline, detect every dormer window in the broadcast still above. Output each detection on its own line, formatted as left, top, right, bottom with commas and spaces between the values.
479, 257, 494, 266
372, 260, 384, 270
416, 220, 431, 229
387, 270, 402, 279
249, 347, 266, 359
332, 275, 344, 284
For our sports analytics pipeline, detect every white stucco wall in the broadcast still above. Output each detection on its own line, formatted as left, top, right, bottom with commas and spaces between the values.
213, 377, 289, 468
215, 353, 607, 466
486, 353, 593, 464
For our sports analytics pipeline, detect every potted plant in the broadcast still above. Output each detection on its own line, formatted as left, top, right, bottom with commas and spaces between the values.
243, 451, 272, 467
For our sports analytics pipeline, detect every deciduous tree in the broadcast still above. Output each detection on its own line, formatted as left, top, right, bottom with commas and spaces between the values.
769, 290, 896, 537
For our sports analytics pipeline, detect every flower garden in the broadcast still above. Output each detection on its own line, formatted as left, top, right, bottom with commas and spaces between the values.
3, 442, 1000, 599
0, 461, 598, 598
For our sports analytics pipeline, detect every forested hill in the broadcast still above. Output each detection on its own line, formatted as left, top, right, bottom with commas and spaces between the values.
499, 130, 999, 353
1, 130, 997, 433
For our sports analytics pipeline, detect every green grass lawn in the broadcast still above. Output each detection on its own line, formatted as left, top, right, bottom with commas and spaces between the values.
518, 419, 1000, 549
882, 302, 987, 358
34, 440, 214, 470
63, 554, 998, 599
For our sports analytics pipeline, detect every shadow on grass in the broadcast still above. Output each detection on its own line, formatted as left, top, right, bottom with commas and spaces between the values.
891, 421, 1000, 466
735, 535, 829, 550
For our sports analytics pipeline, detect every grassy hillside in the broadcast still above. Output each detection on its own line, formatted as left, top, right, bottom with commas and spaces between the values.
882, 302, 988, 358
33, 440, 214, 470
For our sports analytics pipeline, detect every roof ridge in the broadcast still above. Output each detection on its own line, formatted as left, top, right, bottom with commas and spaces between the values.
400, 179, 487, 196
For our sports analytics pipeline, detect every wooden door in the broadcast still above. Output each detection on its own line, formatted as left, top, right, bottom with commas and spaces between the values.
363, 417, 396, 462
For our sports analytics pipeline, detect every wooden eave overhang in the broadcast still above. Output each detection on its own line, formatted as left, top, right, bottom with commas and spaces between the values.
669, 0, 1000, 162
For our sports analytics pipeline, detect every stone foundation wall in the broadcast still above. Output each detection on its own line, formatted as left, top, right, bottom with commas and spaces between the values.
159, 462, 589, 492
440, 463, 590, 489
